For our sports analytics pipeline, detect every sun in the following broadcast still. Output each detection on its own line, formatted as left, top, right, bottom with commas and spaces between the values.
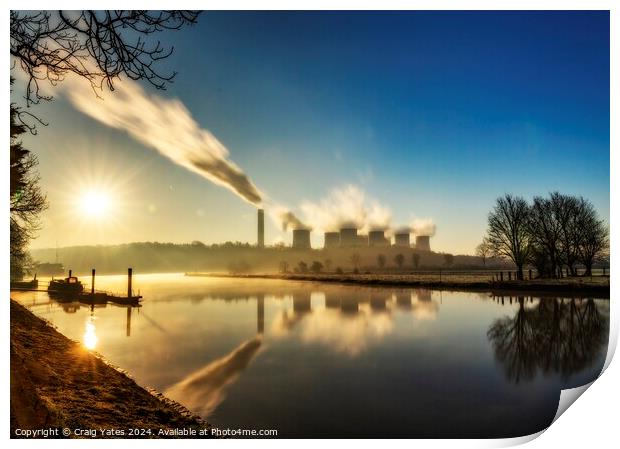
79, 190, 111, 218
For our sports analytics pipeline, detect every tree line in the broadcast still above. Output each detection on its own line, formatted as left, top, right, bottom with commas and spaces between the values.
482, 192, 608, 280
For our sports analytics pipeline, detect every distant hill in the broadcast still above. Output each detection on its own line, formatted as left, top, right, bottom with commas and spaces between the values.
30, 241, 509, 276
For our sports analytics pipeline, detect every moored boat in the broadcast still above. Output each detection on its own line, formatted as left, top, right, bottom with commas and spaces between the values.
48, 274, 84, 297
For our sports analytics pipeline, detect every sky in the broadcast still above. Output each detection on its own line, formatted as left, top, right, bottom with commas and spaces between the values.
15, 11, 610, 254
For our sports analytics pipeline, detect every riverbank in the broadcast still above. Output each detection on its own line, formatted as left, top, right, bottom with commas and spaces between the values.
10, 299, 210, 438
186, 272, 610, 298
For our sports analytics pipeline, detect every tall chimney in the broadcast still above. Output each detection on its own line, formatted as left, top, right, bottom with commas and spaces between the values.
257, 208, 265, 248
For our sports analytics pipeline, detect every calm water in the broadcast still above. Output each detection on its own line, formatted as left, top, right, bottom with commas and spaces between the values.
12, 273, 609, 438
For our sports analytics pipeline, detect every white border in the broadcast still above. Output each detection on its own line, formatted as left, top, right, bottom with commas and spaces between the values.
2, 2, 617, 448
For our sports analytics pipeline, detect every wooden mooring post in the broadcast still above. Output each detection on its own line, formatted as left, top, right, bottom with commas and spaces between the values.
91, 268, 95, 294
127, 268, 133, 298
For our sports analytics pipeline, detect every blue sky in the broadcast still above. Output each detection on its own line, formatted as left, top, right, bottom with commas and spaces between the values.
20, 11, 609, 254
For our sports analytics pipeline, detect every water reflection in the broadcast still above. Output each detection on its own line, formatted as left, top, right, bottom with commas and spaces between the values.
83, 310, 98, 349
165, 337, 263, 417
268, 288, 442, 356
487, 297, 607, 383
13, 276, 609, 437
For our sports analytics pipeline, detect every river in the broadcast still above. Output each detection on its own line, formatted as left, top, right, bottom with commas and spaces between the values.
11, 273, 609, 438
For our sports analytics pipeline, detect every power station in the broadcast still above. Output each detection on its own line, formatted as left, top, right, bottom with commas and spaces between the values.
254, 207, 433, 252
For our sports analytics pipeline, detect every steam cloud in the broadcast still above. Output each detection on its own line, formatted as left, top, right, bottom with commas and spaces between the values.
67, 78, 263, 206
411, 218, 437, 237
300, 184, 392, 232
271, 206, 310, 231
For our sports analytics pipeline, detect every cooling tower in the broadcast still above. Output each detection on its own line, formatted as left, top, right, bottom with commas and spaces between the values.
357, 234, 369, 246
394, 233, 411, 247
257, 209, 265, 248
340, 228, 358, 247
415, 235, 431, 252
368, 230, 389, 247
292, 229, 311, 249
324, 232, 340, 248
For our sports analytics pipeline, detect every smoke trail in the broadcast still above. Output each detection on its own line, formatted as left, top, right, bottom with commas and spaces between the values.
411, 218, 437, 237
67, 78, 263, 205
279, 211, 309, 231
268, 205, 309, 231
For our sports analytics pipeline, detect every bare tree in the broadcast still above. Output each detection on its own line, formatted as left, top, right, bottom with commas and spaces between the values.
475, 238, 492, 267
10, 97, 47, 279
350, 253, 361, 272
394, 253, 405, 270
310, 261, 324, 274
11, 10, 200, 118
486, 194, 531, 280
527, 195, 562, 278
576, 199, 609, 276
377, 254, 386, 269
323, 258, 333, 272
297, 261, 309, 274
552, 192, 582, 276
412, 253, 421, 269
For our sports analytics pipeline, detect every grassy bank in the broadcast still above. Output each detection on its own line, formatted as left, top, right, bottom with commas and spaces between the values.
186, 272, 610, 298
10, 300, 210, 438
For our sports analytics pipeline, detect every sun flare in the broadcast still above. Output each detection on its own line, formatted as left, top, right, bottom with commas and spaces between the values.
79, 190, 111, 218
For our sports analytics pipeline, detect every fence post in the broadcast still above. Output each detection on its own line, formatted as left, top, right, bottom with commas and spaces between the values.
508, 272, 512, 281
500, 272, 503, 282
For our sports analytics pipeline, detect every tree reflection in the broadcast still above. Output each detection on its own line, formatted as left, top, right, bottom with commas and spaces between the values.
487, 298, 607, 383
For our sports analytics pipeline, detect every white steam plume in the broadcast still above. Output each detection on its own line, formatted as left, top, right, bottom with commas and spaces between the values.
367, 201, 392, 231
411, 218, 437, 237
300, 184, 391, 232
67, 77, 263, 206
